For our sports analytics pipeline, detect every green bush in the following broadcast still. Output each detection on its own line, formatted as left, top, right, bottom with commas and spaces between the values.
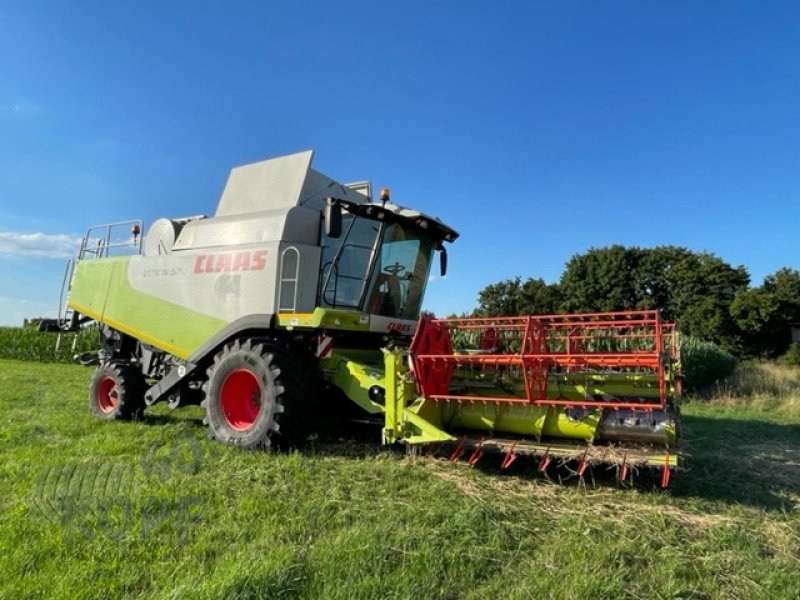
781, 342, 800, 367
0, 325, 99, 363
680, 335, 737, 392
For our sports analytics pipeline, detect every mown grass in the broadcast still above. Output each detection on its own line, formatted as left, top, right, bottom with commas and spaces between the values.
1, 359, 799, 599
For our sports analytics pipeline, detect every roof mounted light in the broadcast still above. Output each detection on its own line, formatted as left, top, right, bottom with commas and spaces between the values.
380, 187, 390, 206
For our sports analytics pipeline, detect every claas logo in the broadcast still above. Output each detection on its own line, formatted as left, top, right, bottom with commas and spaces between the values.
194, 250, 268, 274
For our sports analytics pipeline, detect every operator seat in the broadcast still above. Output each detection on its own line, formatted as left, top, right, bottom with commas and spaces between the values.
369, 273, 402, 317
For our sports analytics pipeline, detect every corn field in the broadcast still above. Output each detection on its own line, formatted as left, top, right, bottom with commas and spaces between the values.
679, 335, 737, 391
0, 326, 99, 363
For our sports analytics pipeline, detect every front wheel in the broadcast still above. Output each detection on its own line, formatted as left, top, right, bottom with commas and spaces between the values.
88, 363, 146, 420
201, 339, 319, 450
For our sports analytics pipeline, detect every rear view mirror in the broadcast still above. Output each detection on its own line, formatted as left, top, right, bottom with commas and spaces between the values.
439, 246, 448, 277
324, 198, 342, 238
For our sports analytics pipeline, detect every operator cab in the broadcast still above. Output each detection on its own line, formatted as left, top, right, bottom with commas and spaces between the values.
318, 192, 458, 321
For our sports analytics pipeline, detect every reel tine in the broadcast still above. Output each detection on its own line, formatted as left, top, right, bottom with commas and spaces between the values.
500, 441, 518, 470
661, 453, 671, 488
619, 450, 629, 483
537, 446, 552, 473
449, 436, 466, 462
468, 438, 486, 467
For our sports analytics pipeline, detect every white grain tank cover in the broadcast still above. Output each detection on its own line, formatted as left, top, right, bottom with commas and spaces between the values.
215, 150, 316, 217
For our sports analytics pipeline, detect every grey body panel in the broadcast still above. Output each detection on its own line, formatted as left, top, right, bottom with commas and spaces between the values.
127, 242, 279, 322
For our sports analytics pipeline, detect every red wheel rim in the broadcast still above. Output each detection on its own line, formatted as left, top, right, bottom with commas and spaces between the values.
220, 369, 262, 431
97, 376, 118, 413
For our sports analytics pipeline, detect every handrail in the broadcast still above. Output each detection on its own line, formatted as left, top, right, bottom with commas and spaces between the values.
78, 220, 144, 260
57, 259, 74, 328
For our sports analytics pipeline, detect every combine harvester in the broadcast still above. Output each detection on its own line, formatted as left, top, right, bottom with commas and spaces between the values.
54, 151, 681, 486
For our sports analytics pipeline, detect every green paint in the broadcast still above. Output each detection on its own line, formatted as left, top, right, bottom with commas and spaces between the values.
276, 308, 371, 332
320, 348, 386, 415
321, 347, 676, 452
68, 258, 228, 358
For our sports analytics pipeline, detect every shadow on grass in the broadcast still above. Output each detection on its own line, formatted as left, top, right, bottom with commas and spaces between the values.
457, 413, 800, 511
139, 412, 204, 427
670, 413, 800, 511
136, 408, 800, 511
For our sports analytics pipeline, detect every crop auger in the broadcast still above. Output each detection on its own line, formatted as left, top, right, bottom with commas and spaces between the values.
51, 150, 682, 486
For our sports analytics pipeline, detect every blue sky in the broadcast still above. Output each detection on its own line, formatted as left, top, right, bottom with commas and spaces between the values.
0, 1, 798, 325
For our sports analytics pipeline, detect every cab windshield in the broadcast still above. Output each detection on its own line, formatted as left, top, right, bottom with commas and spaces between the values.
366, 223, 433, 319
319, 217, 434, 320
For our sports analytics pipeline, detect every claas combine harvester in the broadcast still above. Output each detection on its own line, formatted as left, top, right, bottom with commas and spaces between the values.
54, 151, 682, 486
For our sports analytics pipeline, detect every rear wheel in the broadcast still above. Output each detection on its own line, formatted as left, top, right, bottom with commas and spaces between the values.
202, 339, 319, 450
88, 363, 146, 420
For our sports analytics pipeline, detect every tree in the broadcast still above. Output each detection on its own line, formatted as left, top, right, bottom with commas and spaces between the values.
559, 245, 641, 312
557, 245, 748, 350
519, 278, 562, 315
475, 277, 561, 316
477, 244, 759, 351
475, 277, 523, 316
472, 246, 800, 356
657, 249, 748, 350
731, 268, 800, 357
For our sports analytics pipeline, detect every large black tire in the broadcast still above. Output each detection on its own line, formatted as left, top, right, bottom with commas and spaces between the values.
88, 363, 146, 420
201, 338, 320, 450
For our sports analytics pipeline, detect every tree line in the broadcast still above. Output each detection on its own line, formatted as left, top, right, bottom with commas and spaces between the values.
474, 245, 800, 358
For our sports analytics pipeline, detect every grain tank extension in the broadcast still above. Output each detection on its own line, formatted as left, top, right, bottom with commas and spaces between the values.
61, 151, 681, 485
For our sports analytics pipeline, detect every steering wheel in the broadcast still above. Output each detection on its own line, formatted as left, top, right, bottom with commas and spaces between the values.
383, 262, 406, 276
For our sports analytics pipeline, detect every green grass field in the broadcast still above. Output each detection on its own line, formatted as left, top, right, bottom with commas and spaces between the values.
1, 359, 799, 600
